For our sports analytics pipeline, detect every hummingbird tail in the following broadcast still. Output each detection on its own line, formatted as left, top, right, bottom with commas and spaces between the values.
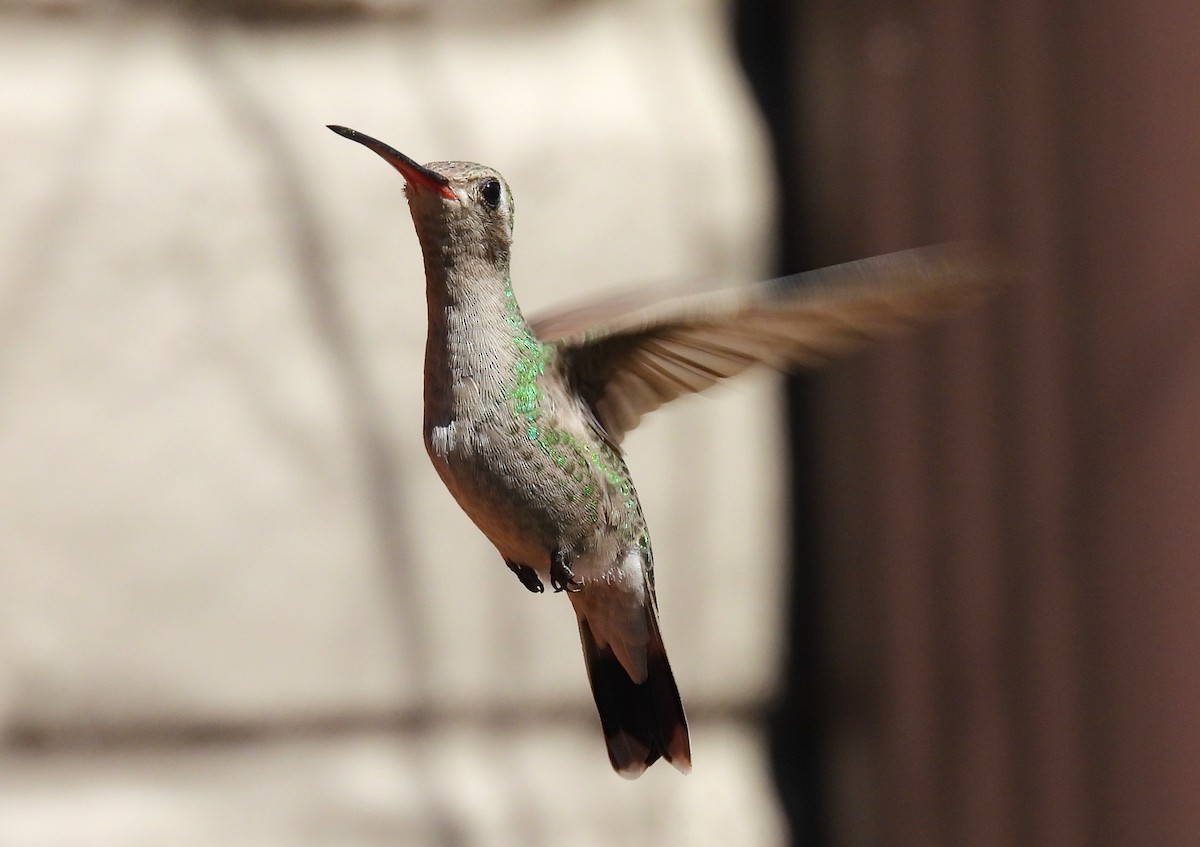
576, 609, 692, 778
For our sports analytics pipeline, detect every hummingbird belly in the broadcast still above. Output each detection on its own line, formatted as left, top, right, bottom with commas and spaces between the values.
425, 414, 646, 580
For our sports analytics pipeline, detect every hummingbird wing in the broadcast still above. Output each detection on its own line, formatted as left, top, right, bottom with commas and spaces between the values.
536, 244, 996, 444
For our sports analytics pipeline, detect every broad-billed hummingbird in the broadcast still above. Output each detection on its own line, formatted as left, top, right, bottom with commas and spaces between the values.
328, 124, 992, 778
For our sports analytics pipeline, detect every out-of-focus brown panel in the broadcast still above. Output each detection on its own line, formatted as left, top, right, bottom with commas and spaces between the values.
1063, 1, 1200, 845
796, 0, 1200, 841
986, 2, 1087, 846
787, 0, 1112, 844
855, 5, 948, 844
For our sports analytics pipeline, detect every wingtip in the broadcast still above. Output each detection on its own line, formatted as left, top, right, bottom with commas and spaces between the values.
577, 609, 691, 780
666, 723, 692, 774
616, 762, 649, 780
609, 740, 691, 779
608, 730, 652, 779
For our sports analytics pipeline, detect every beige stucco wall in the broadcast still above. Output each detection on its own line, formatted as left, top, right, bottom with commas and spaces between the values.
0, 3, 787, 843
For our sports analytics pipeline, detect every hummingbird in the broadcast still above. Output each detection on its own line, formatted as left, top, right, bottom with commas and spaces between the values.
328, 124, 993, 778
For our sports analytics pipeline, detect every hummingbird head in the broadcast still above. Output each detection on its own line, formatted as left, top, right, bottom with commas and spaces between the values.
328, 125, 515, 278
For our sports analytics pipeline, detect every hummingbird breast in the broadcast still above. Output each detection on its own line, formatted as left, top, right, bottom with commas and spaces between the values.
423, 299, 647, 579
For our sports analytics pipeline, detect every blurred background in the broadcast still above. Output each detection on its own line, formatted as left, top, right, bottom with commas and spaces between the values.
2, 0, 1198, 845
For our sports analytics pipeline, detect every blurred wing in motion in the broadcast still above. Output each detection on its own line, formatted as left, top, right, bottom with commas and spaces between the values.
538, 244, 998, 444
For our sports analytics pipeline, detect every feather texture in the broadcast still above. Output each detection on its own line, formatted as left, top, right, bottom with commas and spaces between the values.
537, 244, 996, 443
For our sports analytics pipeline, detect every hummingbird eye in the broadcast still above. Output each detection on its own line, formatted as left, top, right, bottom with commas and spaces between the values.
479, 177, 503, 210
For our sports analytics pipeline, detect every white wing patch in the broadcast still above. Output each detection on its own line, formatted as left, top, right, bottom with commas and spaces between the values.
429, 421, 457, 457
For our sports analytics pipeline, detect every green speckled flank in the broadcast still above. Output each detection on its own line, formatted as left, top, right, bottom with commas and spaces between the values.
503, 277, 641, 534
504, 277, 548, 424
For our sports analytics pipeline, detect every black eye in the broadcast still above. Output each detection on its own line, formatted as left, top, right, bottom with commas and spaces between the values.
479, 178, 502, 210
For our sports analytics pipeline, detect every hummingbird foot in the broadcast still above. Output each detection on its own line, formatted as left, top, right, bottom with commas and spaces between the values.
550, 549, 581, 593
506, 559, 545, 594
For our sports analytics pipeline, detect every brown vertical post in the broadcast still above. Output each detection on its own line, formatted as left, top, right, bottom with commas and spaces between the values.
784, 0, 1143, 843
856, 3, 946, 844
988, 1, 1087, 845
1064, 2, 1200, 845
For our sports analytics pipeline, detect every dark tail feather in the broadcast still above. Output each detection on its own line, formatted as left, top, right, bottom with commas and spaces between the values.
576, 614, 691, 778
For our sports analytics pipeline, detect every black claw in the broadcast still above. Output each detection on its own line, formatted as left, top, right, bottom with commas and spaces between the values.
550, 549, 581, 593
506, 559, 544, 593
